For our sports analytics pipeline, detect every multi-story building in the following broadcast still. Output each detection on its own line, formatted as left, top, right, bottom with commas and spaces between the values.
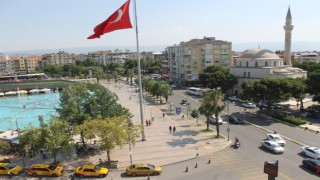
0, 54, 10, 73
294, 52, 320, 63
164, 37, 232, 85
42, 51, 75, 67
9, 55, 41, 73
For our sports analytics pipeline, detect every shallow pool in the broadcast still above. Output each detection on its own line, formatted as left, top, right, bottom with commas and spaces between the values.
0, 93, 60, 131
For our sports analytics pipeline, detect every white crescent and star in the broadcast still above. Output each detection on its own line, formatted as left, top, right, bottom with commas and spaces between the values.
111, 9, 123, 23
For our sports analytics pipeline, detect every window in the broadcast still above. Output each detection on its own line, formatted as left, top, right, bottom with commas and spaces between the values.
240, 61, 242, 66
248, 72, 251, 78
246, 61, 249, 67
243, 72, 246, 77
274, 61, 277, 66
265, 61, 268, 66
255, 62, 258, 67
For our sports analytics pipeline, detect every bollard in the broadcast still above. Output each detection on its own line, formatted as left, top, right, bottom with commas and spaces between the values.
196, 153, 199, 156
194, 163, 197, 168
185, 166, 189, 172
208, 158, 211, 164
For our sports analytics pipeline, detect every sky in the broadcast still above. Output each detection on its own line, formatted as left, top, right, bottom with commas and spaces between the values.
1, 0, 320, 53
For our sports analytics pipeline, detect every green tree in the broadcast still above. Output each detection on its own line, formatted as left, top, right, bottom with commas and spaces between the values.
43, 64, 62, 78
45, 116, 73, 163
306, 70, 320, 103
198, 89, 225, 136
191, 109, 199, 124
199, 65, 237, 92
0, 140, 11, 155
127, 69, 135, 86
86, 116, 140, 163
158, 82, 172, 103
56, 83, 129, 146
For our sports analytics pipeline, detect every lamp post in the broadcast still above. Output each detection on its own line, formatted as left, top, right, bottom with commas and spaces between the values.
126, 117, 133, 166
225, 101, 230, 141
244, 108, 247, 122
150, 106, 153, 121
12, 117, 25, 168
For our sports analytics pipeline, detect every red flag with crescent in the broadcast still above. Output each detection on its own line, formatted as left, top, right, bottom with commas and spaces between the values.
87, 0, 132, 39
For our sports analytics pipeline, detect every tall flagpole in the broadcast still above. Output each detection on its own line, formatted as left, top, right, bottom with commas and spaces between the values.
133, 0, 146, 141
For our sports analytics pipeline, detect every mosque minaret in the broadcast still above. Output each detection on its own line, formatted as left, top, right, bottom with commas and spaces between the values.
283, 7, 294, 66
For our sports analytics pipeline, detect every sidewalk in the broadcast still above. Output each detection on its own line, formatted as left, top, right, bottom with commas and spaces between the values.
97, 80, 230, 169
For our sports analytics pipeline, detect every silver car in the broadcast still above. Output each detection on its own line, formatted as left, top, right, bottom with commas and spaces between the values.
261, 140, 284, 154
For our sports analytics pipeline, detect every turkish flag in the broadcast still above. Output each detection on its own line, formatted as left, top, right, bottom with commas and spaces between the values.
87, 0, 132, 39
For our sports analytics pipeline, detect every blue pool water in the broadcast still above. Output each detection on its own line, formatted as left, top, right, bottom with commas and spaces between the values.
0, 93, 60, 131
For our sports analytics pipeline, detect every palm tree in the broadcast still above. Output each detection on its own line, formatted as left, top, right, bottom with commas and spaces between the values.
198, 89, 225, 136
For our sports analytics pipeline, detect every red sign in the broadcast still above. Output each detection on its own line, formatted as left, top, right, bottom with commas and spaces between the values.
264, 161, 278, 177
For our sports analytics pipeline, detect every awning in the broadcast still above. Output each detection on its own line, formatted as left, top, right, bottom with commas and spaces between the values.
29, 89, 40, 93
40, 88, 51, 93
17, 90, 28, 94
4, 91, 17, 95
0, 92, 4, 96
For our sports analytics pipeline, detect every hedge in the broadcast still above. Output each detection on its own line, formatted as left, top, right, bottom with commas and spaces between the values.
272, 113, 306, 125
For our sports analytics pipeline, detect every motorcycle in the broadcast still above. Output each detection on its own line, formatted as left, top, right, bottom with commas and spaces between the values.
231, 141, 240, 149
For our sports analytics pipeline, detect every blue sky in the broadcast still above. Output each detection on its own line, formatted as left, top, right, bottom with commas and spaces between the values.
1, 0, 319, 52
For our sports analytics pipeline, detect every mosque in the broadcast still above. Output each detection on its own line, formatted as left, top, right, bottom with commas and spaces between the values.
230, 7, 307, 95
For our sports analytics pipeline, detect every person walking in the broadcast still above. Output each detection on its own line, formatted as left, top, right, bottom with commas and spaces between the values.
163, 113, 165, 118
169, 126, 172, 133
148, 120, 152, 126
173, 126, 176, 133
145, 119, 148, 126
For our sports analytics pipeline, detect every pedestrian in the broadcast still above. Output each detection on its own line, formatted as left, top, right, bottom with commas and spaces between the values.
148, 120, 152, 126
145, 119, 148, 126
163, 113, 165, 118
169, 126, 172, 133
173, 126, 176, 133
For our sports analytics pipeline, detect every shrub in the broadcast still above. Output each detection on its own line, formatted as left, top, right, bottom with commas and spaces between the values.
271, 113, 306, 125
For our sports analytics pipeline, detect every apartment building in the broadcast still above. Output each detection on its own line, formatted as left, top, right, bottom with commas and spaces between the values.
0, 54, 10, 73
164, 37, 232, 85
42, 51, 75, 67
9, 55, 41, 73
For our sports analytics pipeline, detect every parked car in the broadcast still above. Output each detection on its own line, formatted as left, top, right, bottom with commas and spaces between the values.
306, 113, 320, 119
180, 100, 190, 106
228, 115, 243, 124
0, 163, 22, 176
209, 115, 223, 125
126, 163, 162, 176
261, 140, 284, 154
302, 158, 320, 174
228, 96, 238, 101
75, 164, 108, 178
242, 102, 256, 108
301, 146, 320, 159
27, 164, 63, 177
266, 133, 286, 147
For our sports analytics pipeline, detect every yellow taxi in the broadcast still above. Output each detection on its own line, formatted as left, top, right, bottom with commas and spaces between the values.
75, 164, 108, 178
27, 164, 63, 177
0, 163, 22, 176
126, 163, 162, 176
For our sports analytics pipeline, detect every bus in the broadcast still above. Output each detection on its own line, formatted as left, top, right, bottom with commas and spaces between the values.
187, 87, 203, 96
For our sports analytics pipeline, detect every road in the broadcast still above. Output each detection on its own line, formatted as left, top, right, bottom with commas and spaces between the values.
160, 89, 320, 179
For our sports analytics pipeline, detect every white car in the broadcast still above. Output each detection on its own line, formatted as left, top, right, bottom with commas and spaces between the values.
242, 102, 256, 108
266, 133, 286, 147
261, 140, 284, 154
228, 96, 238, 101
209, 115, 223, 125
301, 146, 320, 159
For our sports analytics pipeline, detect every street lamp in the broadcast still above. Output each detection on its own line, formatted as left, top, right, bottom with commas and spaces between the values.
244, 109, 247, 122
150, 106, 153, 121
225, 101, 230, 141
11, 117, 25, 168
126, 117, 133, 166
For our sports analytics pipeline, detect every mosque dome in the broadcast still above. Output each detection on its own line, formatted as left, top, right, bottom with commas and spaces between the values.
240, 48, 280, 60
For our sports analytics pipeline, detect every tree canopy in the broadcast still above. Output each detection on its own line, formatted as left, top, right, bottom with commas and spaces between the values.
199, 65, 237, 92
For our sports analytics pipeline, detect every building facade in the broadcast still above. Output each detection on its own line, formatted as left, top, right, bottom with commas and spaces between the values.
164, 37, 232, 84
0, 54, 10, 73
42, 51, 75, 67
230, 48, 307, 95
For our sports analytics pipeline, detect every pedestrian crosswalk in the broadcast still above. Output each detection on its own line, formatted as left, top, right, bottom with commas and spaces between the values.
208, 149, 292, 180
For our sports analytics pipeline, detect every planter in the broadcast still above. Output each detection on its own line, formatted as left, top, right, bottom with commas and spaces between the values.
100, 160, 118, 169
